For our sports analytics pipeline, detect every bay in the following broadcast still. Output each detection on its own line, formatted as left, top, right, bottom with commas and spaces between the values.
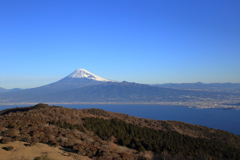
0, 104, 240, 135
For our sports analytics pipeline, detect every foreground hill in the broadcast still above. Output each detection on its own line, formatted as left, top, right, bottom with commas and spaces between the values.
0, 104, 240, 160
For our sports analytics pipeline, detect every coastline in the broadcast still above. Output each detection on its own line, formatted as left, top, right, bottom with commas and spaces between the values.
0, 101, 240, 110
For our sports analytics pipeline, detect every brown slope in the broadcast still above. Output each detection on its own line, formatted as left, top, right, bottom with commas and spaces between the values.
0, 104, 240, 160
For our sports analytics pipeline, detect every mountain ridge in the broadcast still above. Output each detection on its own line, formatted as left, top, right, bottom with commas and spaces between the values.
0, 69, 113, 102
154, 82, 240, 90
2, 81, 239, 106
0, 69, 240, 108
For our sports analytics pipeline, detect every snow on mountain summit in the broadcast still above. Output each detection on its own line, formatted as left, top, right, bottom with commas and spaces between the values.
67, 69, 111, 81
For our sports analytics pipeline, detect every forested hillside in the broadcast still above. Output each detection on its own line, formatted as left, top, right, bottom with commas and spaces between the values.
0, 104, 240, 160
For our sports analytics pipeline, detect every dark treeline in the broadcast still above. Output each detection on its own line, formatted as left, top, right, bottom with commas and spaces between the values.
52, 120, 85, 132
84, 117, 240, 160
0, 103, 51, 115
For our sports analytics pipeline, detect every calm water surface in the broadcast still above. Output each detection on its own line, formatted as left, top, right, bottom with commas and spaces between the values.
1, 104, 239, 135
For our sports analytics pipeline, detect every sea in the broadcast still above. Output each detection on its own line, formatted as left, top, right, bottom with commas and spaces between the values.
0, 104, 239, 135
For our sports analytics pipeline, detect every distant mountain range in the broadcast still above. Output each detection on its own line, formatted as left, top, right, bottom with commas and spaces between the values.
154, 82, 240, 90
0, 69, 239, 105
0, 69, 112, 93
0, 87, 23, 93
11, 81, 238, 104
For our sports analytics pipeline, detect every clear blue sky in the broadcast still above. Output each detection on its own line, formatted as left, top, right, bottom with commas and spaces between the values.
1, 0, 240, 89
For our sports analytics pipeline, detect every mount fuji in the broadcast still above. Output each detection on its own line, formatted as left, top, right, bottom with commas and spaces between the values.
42, 69, 113, 90
0, 69, 114, 103
67, 69, 111, 81
1, 69, 236, 105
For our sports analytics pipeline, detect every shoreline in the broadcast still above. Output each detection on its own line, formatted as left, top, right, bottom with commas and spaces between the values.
0, 101, 240, 110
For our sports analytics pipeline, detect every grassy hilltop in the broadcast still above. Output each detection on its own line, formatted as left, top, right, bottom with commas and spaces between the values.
0, 103, 240, 160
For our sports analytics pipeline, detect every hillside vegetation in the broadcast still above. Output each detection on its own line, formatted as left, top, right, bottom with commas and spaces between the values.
0, 103, 240, 160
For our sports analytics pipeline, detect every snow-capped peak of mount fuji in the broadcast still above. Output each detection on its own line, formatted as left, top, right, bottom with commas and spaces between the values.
67, 69, 111, 82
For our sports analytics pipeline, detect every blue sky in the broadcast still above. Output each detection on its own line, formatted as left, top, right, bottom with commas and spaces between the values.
1, 0, 240, 89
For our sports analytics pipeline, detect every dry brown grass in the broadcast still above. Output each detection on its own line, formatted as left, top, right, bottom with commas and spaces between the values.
0, 136, 91, 160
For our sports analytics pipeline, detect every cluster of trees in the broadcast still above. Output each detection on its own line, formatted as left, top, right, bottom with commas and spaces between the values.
84, 117, 240, 160
52, 120, 85, 132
